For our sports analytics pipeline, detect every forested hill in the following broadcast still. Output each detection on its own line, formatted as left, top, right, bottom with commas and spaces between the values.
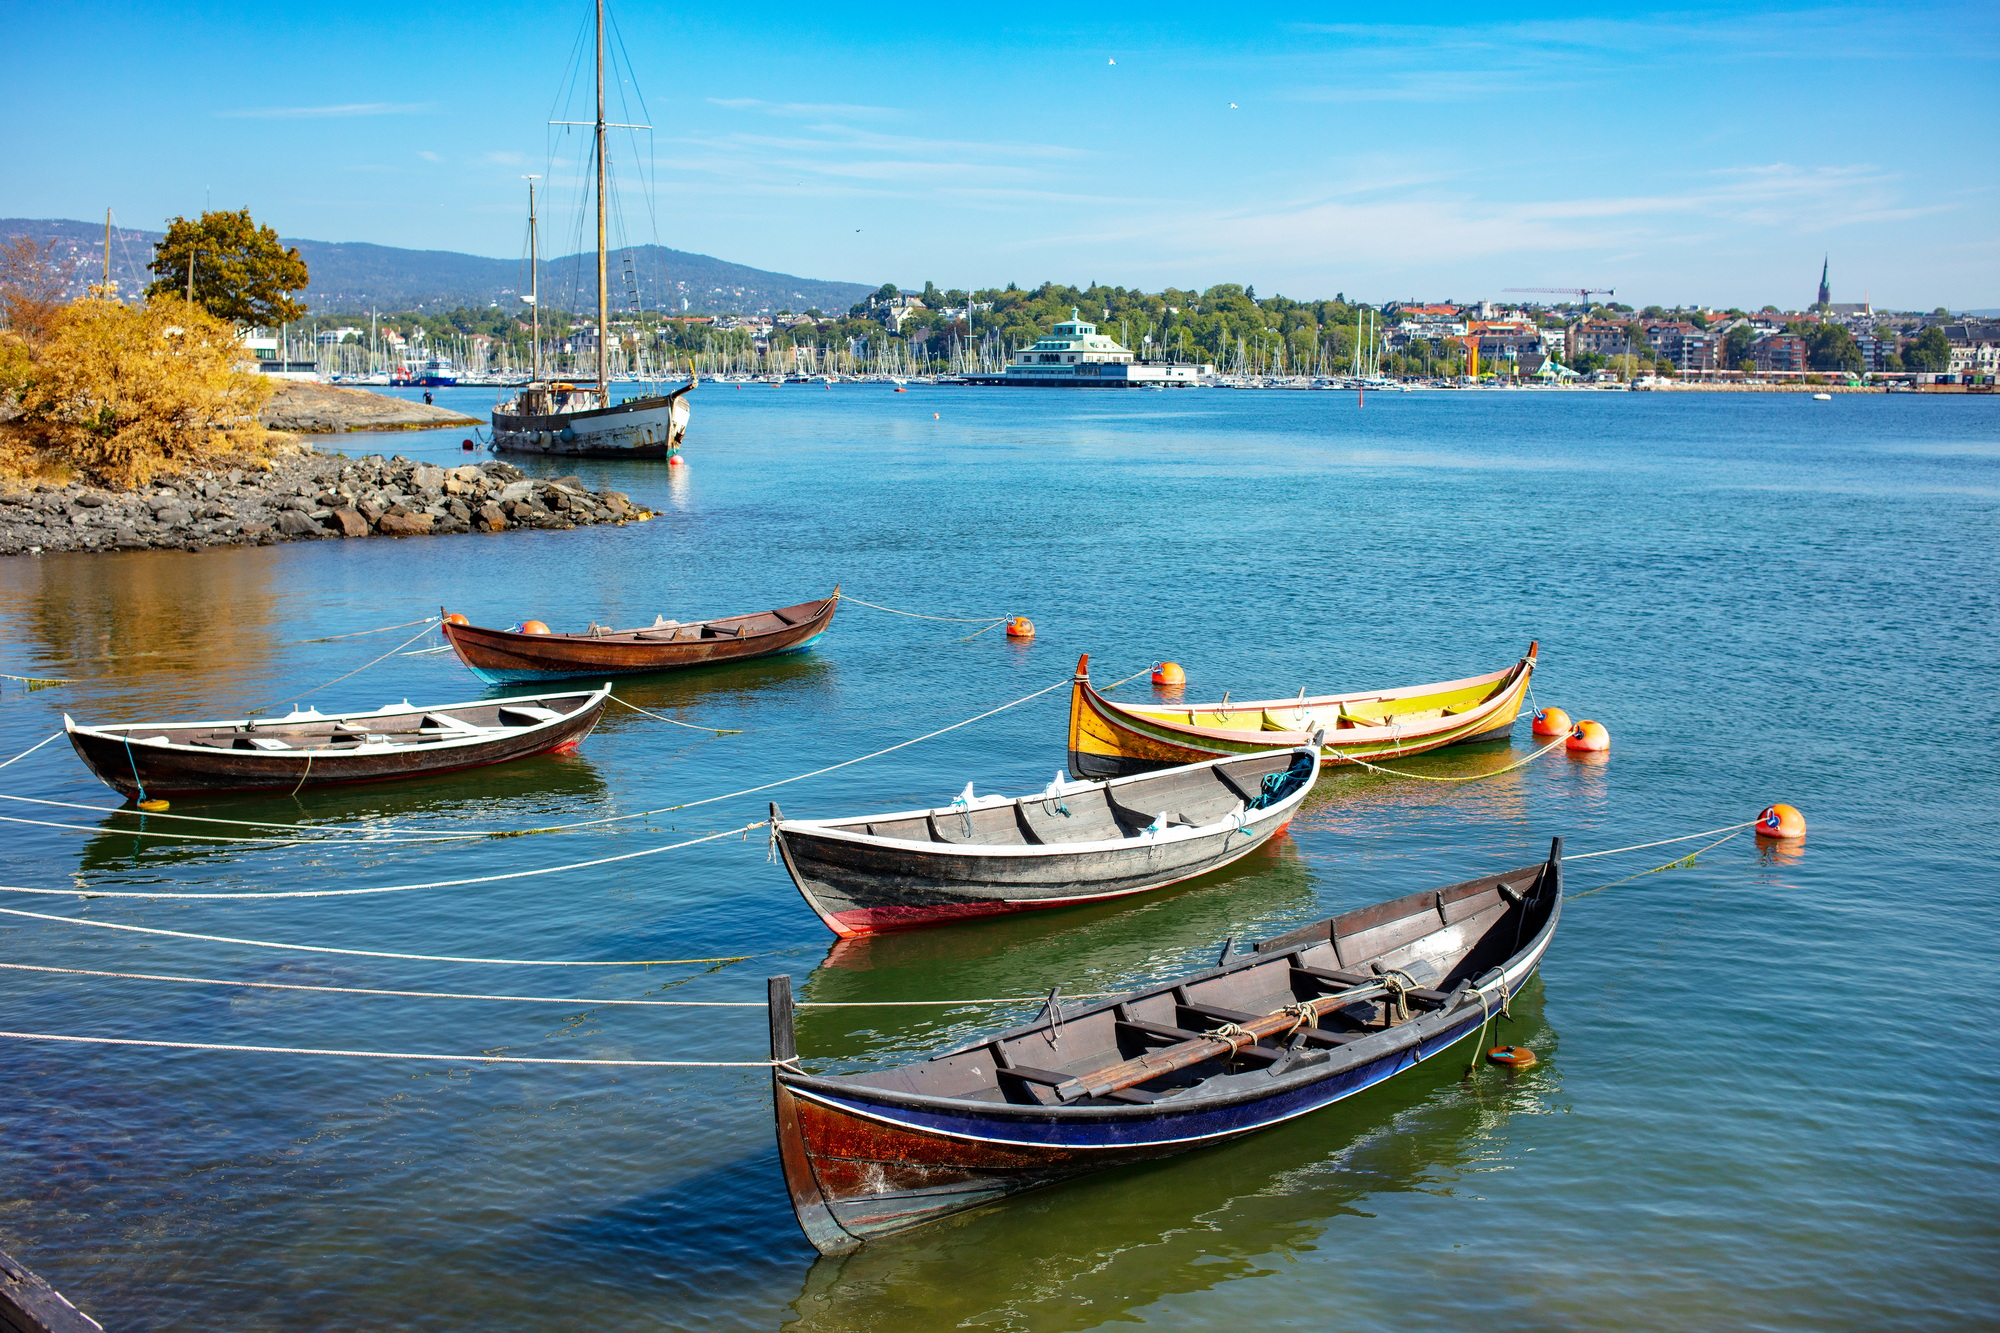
1, 218, 876, 316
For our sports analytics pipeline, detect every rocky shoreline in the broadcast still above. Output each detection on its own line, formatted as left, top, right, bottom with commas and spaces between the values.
0, 450, 654, 556
260, 381, 481, 432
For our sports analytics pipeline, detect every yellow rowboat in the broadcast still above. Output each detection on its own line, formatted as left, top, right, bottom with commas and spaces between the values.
1067, 643, 1539, 779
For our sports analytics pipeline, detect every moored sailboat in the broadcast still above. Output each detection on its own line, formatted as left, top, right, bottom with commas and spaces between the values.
491, 1, 693, 460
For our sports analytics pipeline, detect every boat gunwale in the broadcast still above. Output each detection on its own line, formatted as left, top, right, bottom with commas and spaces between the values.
63, 684, 611, 755
1084, 646, 1537, 747
777, 852, 1560, 1127
774, 746, 1318, 859
442, 592, 837, 656
491, 379, 694, 428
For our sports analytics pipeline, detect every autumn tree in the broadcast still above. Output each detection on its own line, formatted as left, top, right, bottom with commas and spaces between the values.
0, 235, 71, 340
146, 208, 309, 326
0, 295, 275, 488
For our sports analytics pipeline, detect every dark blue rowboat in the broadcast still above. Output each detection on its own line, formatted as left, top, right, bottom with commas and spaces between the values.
768, 839, 1562, 1253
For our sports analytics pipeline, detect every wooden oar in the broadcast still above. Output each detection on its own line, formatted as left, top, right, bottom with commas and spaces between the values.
1052, 964, 1444, 1104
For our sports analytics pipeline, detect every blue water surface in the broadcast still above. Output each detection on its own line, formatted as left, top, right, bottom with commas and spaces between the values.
1, 384, 1995, 1331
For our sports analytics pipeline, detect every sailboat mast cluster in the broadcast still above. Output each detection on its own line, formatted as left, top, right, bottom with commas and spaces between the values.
488, 0, 693, 460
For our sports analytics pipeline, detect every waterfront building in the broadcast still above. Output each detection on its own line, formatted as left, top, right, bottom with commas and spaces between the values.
1573, 321, 1637, 359
1752, 333, 1809, 374
1642, 322, 1718, 372
965, 310, 1202, 387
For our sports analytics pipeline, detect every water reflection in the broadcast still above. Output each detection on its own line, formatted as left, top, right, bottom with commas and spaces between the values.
0, 546, 283, 694
783, 984, 1556, 1331
72, 751, 610, 875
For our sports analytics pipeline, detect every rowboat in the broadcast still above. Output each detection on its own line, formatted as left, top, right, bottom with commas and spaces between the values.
1067, 643, 1539, 779
770, 745, 1321, 937
440, 590, 838, 684
768, 839, 1562, 1253
64, 686, 608, 799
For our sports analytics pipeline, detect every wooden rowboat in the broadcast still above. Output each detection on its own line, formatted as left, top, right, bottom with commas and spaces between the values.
1067, 643, 1539, 779
768, 839, 1562, 1253
64, 686, 608, 798
771, 746, 1321, 937
439, 589, 838, 684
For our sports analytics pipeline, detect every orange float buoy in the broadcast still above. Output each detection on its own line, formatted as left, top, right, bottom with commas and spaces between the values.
1566, 720, 1609, 752
443, 612, 469, 626
137, 798, 171, 813
1005, 616, 1034, 639
1754, 803, 1807, 839
668, 454, 685, 467
1487, 1045, 1538, 1068
520, 620, 552, 635
1532, 707, 1571, 737
1152, 662, 1187, 687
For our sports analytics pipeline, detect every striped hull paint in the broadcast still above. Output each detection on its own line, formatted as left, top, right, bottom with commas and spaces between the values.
770, 850, 1560, 1252
1066, 645, 1538, 779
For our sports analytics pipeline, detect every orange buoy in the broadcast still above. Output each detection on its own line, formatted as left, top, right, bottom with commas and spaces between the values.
1754, 803, 1807, 839
1532, 707, 1571, 737
520, 620, 552, 635
1487, 1045, 1538, 1068
1152, 662, 1187, 687
1566, 720, 1610, 752
1005, 616, 1035, 639
668, 454, 685, 467
137, 798, 171, 813
443, 612, 469, 626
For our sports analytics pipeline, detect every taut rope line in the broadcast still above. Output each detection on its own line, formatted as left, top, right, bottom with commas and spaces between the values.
0, 733, 62, 770
0, 821, 771, 900
1566, 831, 1745, 901
1333, 732, 1568, 782
834, 594, 1009, 625
1562, 820, 1759, 861
0, 904, 745, 966
0, 1030, 781, 1068
0, 676, 1074, 843
0, 962, 1119, 1008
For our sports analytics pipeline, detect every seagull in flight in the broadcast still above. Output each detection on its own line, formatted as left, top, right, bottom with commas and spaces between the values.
1228, 102, 1239, 109
1108, 57, 1116, 65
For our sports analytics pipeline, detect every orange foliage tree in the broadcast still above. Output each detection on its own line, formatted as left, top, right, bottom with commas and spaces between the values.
0, 296, 275, 488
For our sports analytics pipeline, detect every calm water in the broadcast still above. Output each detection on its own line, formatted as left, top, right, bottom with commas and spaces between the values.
1, 385, 1995, 1331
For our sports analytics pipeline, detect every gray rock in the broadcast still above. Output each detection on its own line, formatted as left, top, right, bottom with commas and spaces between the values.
154, 506, 192, 527
498, 480, 533, 503
275, 511, 321, 536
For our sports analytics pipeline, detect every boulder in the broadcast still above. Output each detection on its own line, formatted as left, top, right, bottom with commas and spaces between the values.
153, 506, 192, 527
376, 511, 434, 537
475, 504, 507, 532
275, 510, 322, 536
498, 480, 533, 503
328, 508, 370, 538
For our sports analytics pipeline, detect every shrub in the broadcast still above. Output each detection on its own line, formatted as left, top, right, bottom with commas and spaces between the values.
0, 296, 275, 488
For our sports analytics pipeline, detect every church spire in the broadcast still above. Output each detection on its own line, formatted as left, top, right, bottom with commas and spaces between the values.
1817, 257, 1831, 309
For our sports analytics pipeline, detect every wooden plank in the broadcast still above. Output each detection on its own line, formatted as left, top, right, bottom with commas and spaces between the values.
0, 1248, 100, 1333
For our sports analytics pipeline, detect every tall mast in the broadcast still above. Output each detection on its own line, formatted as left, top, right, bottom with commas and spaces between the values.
595, 0, 609, 394
526, 176, 542, 382
102, 209, 111, 293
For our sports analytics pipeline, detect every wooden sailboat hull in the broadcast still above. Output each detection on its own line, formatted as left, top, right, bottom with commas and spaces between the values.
1067, 644, 1538, 779
770, 844, 1562, 1252
64, 687, 608, 798
772, 748, 1319, 937
492, 382, 693, 458
441, 592, 837, 684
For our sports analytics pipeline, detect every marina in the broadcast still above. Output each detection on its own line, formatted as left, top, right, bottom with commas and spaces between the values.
1, 386, 1992, 1329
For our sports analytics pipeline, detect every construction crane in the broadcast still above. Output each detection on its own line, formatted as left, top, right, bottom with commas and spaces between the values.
1504, 286, 1614, 310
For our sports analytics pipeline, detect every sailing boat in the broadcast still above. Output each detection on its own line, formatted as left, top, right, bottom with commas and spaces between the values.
491, 0, 693, 460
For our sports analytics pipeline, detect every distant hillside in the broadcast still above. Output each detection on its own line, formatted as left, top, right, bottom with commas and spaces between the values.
1, 218, 875, 316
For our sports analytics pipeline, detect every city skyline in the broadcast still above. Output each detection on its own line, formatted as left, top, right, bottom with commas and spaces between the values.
8, 1, 1997, 309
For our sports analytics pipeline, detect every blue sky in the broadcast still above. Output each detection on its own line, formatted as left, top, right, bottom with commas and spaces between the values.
8, 2, 1996, 308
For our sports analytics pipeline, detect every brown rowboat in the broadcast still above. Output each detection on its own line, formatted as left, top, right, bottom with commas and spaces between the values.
440, 589, 838, 684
